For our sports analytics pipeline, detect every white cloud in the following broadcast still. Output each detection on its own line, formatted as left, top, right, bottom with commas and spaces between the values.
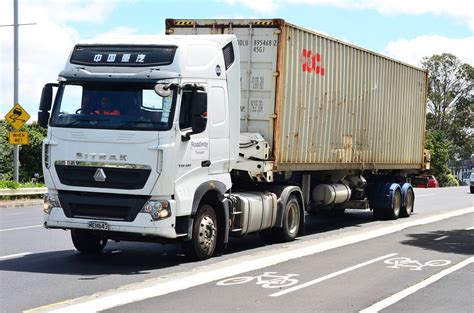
0, 0, 119, 118
384, 35, 474, 67
91, 26, 139, 40
219, 0, 279, 14
225, 0, 474, 30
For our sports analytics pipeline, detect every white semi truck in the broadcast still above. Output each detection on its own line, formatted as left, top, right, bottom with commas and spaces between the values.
39, 19, 428, 260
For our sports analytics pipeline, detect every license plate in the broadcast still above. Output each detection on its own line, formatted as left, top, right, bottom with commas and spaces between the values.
88, 221, 109, 230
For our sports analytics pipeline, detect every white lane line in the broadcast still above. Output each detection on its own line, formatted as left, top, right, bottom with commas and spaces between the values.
29, 206, 474, 313
416, 194, 435, 198
0, 252, 32, 260
433, 235, 449, 241
465, 226, 474, 230
269, 253, 398, 297
5, 212, 26, 216
359, 257, 474, 313
0, 225, 43, 232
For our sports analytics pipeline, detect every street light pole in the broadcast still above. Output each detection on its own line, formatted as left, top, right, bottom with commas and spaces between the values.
13, 0, 19, 182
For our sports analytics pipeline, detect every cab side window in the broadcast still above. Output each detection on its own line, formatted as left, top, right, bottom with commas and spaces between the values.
179, 89, 193, 130
179, 85, 207, 134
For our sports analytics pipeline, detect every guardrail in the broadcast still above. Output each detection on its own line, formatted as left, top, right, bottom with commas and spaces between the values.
0, 187, 47, 197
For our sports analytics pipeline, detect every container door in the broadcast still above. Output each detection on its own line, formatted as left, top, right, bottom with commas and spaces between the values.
224, 26, 279, 146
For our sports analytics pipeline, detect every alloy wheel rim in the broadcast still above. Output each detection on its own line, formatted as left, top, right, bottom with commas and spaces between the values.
198, 214, 216, 253
287, 202, 299, 234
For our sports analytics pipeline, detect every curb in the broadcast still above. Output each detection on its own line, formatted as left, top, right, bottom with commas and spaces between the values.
0, 199, 43, 209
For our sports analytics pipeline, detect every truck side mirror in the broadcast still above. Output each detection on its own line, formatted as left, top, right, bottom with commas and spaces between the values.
191, 91, 207, 134
38, 83, 58, 128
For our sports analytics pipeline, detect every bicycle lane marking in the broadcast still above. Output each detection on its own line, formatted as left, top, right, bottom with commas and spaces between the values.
269, 253, 398, 297
384, 257, 451, 271
359, 256, 474, 313
27, 207, 473, 312
217, 272, 300, 288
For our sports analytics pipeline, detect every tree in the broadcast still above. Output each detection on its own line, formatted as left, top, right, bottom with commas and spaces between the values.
422, 53, 473, 172
421, 53, 473, 132
0, 120, 46, 182
425, 130, 451, 185
19, 123, 47, 182
0, 121, 14, 180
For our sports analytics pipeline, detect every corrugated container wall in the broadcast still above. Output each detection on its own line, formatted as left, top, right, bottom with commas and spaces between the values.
166, 19, 428, 172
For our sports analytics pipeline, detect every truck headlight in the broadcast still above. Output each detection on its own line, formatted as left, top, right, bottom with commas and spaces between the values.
141, 200, 171, 221
43, 193, 60, 214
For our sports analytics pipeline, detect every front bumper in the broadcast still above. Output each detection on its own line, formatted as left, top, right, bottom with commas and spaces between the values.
44, 202, 178, 239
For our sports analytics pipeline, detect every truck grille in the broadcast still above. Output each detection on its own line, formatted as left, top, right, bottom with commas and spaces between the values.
55, 164, 151, 190
58, 190, 150, 221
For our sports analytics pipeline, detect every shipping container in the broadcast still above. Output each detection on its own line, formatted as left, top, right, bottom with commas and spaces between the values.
166, 18, 428, 172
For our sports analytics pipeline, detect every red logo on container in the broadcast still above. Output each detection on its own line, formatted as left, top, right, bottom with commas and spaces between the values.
301, 48, 325, 76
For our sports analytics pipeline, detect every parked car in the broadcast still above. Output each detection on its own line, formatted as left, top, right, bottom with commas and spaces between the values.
413, 175, 439, 188
470, 173, 474, 193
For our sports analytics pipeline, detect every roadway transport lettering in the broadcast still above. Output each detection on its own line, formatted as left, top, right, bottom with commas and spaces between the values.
191, 141, 209, 149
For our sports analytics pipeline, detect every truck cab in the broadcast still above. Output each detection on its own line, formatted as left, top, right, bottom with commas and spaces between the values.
39, 35, 248, 259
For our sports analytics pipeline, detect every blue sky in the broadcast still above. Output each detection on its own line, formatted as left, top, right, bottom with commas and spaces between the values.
1, 0, 473, 119
72, 1, 472, 50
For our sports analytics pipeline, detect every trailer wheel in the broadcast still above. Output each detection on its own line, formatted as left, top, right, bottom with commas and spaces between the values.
373, 188, 402, 220
387, 188, 402, 220
184, 204, 218, 260
71, 229, 107, 255
275, 195, 300, 242
400, 187, 414, 218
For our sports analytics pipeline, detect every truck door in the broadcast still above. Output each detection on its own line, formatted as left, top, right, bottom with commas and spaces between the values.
176, 84, 229, 176
177, 84, 210, 168
208, 83, 230, 174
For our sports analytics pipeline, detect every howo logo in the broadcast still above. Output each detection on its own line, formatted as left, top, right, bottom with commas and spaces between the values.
76, 152, 127, 161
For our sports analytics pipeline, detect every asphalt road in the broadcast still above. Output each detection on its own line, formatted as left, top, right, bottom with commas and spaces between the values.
0, 186, 472, 312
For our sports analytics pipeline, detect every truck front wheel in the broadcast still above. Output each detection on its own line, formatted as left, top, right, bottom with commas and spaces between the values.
184, 204, 218, 260
71, 229, 107, 255
275, 195, 300, 242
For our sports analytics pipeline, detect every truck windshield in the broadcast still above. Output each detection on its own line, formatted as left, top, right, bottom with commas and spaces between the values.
49, 82, 176, 131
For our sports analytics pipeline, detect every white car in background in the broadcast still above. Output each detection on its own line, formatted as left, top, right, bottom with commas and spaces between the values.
470, 173, 474, 193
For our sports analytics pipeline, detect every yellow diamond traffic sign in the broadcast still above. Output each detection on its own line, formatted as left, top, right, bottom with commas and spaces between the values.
5, 103, 30, 130
8, 131, 29, 145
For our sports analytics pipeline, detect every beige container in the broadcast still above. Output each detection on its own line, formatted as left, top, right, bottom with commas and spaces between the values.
166, 19, 428, 171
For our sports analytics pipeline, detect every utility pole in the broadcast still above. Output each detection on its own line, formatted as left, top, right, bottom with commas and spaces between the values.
0, 0, 36, 182
13, 0, 19, 182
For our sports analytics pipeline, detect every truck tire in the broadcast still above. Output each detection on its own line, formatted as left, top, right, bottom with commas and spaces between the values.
274, 195, 300, 242
387, 188, 402, 220
400, 187, 414, 218
71, 229, 107, 255
184, 204, 218, 260
373, 188, 402, 220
